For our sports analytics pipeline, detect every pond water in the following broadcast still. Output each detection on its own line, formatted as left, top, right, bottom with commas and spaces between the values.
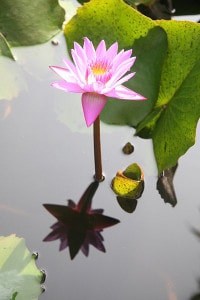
0, 29, 200, 300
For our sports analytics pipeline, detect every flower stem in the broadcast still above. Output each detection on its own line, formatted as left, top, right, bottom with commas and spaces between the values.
93, 116, 104, 182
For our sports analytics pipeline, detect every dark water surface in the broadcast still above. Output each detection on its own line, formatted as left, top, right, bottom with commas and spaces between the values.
0, 33, 200, 300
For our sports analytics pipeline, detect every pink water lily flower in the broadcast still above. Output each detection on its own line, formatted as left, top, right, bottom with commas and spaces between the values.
50, 37, 146, 127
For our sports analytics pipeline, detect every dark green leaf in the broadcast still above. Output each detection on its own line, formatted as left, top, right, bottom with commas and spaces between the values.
0, 0, 65, 47
101, 26, 168, 126
137, 20, 200, 172
135, 107, 163, 138
64, 0, 154, 51
153, 58, 200, 172
123, 163, 143, 181
172, 0, 200, 16
76, 0, 90, 4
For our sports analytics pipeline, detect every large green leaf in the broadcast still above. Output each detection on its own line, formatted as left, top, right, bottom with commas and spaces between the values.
152, 59, 200, 172
64, 0, 154, 50
0, 0, 65, 49
0, 235, 44, 300
101, 26, 167, 126
137, 20, 200, 172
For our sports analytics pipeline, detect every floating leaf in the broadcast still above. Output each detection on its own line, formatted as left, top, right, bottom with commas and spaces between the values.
137, 20, 200, 171
149, 21, 200, 172
0, 235, 44, 300
0, 0, 65, 52
64, 0, 154, 50
122, 142, 134, 155
111, 163, 144, 200
157, 164, 178, 207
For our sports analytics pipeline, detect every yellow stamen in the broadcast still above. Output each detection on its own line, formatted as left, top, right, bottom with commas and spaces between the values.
91, 62, 108, 76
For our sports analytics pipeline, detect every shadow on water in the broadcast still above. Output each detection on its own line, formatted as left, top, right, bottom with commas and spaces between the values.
43, 181, 120, 259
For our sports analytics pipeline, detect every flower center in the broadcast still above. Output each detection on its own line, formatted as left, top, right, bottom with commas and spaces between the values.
91, 61, 109, 76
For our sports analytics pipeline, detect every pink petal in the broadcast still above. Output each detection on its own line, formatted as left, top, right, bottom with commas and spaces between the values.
112, 72, 135, 87
112, 49, 133, 70
73, 42, 87, 64
105, 85, 147, 100
106, 59, 136, 88
51, 80, 84, 93
63, 58, 81, 81
83, 37, 96, 61
50, 66, 76, 82
96, 40, 106, 59
71, 49, 86, 82
106, 42, 118, 60
81, 93, 107, 126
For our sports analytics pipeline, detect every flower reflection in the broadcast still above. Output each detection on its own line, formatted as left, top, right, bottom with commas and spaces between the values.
43, 181, 120, 259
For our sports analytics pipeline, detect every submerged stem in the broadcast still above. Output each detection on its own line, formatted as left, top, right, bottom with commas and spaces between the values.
93, 117, 104, 182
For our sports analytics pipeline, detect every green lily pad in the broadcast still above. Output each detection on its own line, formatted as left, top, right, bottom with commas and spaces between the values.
0, 235, 44, 300
0, 0, 65, 51
64, 0, 154, 50
140, 20, 200, 172
101, 26, 168, 126
111, 163, 144, 199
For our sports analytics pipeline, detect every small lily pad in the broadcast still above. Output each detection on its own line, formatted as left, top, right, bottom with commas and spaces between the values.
111, 163, 144, 200
122, 142, 134, 155
0, 0, 65, 48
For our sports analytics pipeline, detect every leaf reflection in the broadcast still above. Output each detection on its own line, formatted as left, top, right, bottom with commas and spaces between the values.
43, 181, 120, 259
157, 164, 178, 207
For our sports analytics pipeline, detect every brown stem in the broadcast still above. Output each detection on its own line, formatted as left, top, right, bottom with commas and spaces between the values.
93, 116, 104, 182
